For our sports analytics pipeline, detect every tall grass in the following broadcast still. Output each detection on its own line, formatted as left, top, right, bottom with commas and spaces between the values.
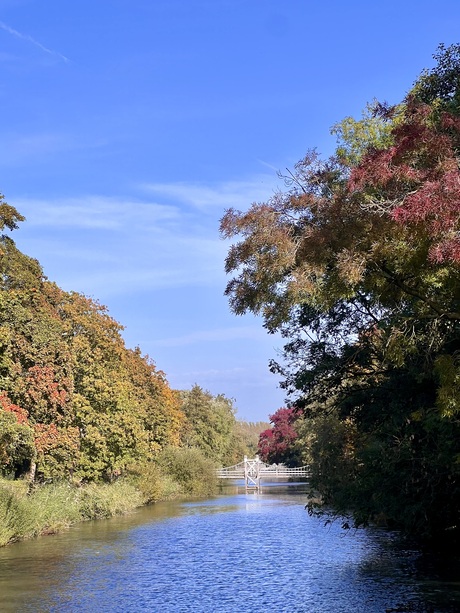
0, 445, 219, 547
0, 478, 143, 547
77, 481, 143, 520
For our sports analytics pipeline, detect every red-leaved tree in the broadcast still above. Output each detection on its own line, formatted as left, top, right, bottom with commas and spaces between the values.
258, 407, 300, 466
349, 98, 460, 264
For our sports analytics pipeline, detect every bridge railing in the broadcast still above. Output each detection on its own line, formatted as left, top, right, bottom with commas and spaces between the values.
216, 469, 245, 478
216, 456, 311, 489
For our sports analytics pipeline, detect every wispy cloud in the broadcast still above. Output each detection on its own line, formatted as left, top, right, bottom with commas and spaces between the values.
12, 175, 282, 297
0, 20, 69, 63
0, 132, 98, 166
256, 158, 280, 174
15, 195, 181, 231
13, 190, 227, 295
141, 176, 280, 211
164, 365, 284, 418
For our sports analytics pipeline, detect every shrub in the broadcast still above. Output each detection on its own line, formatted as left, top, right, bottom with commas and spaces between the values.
127, 462, 181, 503
156, 446, 218, 497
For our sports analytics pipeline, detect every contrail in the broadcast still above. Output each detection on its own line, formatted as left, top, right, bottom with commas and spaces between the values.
0, 20, 69, 63
257, 158, 279, 173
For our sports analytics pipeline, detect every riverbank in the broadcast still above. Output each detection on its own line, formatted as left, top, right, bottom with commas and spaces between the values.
0, 479, 141, 547
0, 447, 219, 547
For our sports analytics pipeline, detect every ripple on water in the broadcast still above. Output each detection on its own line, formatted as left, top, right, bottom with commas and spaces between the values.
0, 491, 459, 612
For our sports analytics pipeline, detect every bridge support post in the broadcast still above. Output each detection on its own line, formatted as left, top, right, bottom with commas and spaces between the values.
244, 455, 261, 492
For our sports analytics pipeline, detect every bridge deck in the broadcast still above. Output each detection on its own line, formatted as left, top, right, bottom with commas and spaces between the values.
216, 458, 310, 482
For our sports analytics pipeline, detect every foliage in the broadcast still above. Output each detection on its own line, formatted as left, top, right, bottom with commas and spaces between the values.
0, 224, 186, 481
0, 196, 25, 232
0, 393, 35, 475
412, 43, 460, 111
155, 446, 218, 497
234, 420, 269, 457
179, 385, 244, 465
220, 44, 460, 543
258, 407, 301, 466
126, 461, 181, 503
331, 100, 396, 167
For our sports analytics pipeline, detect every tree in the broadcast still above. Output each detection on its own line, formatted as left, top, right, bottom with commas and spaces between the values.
0, 198, 186, 482
234, 420, 270, 457
258, 407, 301, 466
0, 392, 34, 477
220, 44, 460, 543
179, 385, 244, 465
0, 195, 25, 233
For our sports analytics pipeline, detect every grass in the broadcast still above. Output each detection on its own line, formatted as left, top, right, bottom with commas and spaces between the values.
0, 479, 143, 547
0, 446, 219, 547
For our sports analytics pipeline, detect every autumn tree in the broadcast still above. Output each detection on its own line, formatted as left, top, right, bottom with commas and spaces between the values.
0, 392, 34, 477
258, 407, 301, 466
46, 290, 185, 480
220, 44, 460, 543
0, 197, 185, 482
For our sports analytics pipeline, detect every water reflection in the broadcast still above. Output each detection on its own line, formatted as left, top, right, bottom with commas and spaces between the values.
0, 484, 458, 612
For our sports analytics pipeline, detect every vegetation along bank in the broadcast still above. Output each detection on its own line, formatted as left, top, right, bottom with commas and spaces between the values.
0, 200, 266, 544
226, 44, 460, 548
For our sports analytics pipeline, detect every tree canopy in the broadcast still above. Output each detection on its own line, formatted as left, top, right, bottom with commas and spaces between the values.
0, 234, 186, 481
220, 44, 460, 544
258, 407, 301, 466
179, 385, 247, 466
0, 202, 256, 484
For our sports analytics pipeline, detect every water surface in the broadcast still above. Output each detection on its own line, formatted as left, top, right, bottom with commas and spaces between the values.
0, 484, 459, 612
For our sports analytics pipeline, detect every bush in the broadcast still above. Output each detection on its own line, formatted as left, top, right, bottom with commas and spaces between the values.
156, 446, 218, 497
127, 462, 181, 503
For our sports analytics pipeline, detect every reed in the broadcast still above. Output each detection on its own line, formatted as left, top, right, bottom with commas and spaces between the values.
0, 449, 219, 547
77, 481, 143, 520
0, 478, 143, 546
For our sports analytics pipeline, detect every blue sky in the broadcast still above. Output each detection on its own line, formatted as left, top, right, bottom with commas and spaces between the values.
0, 0, 459, 422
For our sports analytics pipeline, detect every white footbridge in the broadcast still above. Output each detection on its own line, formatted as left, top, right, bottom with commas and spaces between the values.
216, 455, 311, 491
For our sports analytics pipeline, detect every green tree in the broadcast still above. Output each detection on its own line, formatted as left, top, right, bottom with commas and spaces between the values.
233, 420, 270, 457
179, 385, 242, 465
0, 393, 34, 477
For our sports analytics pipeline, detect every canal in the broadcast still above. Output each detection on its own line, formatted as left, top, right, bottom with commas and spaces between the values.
0, 482, 459, 612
